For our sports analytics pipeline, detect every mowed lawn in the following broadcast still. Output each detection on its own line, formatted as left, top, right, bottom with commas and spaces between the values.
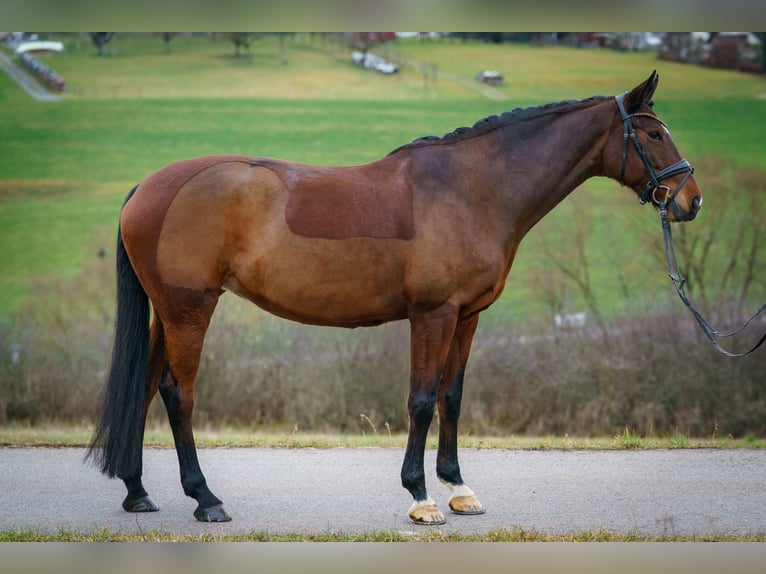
1, 34, 765, 319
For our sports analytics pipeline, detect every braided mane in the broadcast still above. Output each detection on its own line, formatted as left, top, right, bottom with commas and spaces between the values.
389, 95, 609, 155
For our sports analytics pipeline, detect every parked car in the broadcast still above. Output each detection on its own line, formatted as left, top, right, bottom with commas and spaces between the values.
351, 51, 399, 74
475, 70, 503, 85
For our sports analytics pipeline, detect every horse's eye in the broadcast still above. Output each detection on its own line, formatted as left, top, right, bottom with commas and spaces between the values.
648, 130, 663, 141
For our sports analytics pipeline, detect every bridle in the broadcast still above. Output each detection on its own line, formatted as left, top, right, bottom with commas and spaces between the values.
615, 92, 694, 217
615, 93, 765, 357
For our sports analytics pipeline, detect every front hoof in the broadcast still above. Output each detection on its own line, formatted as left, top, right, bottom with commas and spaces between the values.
123, 495, 159, 513
449, 494, 485, 515
408, 498, 446, 526
194, 503, 232, 522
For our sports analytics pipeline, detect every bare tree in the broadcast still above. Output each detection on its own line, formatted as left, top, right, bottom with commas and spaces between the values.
90, 32, 114, 56
671, 161, 765, 320
754, 33, 766, 69
161, 32, 175, 53
277, 32, 290, 65
537, 193, 606, 333
229, 33, 253, 58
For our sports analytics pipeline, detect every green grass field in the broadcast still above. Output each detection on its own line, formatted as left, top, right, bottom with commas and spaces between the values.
1, 34, 765, 321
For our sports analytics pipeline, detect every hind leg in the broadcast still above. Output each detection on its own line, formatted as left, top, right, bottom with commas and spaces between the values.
159, 292, 230, 522
121, 316, 165, 513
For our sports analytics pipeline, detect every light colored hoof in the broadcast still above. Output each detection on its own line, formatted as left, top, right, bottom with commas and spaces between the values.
448, 494, 485, 515
408, 498, 446, 525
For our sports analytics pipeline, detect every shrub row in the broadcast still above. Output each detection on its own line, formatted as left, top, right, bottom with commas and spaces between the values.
1, 263, 762, 438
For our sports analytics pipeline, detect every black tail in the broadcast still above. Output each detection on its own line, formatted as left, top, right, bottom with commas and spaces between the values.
86, 186, 149, 478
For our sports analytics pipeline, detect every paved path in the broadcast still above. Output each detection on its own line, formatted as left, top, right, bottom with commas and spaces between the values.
1, 447, 764, 537
0, 51, 62, 102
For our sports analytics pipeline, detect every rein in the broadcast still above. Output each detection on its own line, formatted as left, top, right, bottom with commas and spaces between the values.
615, 93, 766, 356
659, 206, 766, 357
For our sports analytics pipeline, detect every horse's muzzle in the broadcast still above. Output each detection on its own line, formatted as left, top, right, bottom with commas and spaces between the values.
668, 194, 702, 222
690, 195, 702, 217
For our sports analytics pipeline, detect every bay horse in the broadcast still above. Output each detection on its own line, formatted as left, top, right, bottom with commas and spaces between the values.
88, 72, 701, 524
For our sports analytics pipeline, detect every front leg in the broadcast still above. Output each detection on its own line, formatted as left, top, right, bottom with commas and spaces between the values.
401, 304, 458, 525
436, 314, 485, 516
402, 379, 444, 525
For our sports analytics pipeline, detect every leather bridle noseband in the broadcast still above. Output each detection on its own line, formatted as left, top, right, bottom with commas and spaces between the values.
615, 93, 694, 215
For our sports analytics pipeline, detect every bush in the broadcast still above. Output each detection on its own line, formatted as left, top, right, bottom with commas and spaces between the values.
0, 252, 113, 424
464, 309, 765, 437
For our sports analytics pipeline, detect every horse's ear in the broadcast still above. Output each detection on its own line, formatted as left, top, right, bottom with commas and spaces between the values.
624, 71, 659, 112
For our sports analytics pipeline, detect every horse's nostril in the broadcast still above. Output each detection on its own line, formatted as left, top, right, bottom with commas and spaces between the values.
691, 196, 702, 213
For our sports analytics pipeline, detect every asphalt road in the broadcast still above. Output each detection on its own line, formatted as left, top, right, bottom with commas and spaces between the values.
1, 447, 764, 537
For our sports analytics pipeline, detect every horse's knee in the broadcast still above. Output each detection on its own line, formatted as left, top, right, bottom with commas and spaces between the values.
407, 389, 436, 426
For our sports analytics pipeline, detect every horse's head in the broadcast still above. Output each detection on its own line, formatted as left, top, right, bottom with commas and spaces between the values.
605, 71, 702, 222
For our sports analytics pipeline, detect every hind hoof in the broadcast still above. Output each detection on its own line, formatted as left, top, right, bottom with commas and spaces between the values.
123, 495, 159, 513
195, 504, 232, 522
449, 494, 485, 515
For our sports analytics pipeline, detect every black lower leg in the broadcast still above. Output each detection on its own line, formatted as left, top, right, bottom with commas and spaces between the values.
436, 367, 465, 486
159, 375, 230, 522
401, 388, 437, 501
121, 474, 159, 512
174, 439, 228, 521
119, 400, 158, 513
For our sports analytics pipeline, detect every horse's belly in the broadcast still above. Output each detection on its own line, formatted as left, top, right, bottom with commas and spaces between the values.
225, 238, 410, 327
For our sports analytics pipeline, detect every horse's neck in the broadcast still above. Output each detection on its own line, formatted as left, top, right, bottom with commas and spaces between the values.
489, 101, 613, 237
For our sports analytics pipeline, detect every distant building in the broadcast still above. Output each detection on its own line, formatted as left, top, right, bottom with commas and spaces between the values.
349, 32, 395, 51
660, 32, 763, 73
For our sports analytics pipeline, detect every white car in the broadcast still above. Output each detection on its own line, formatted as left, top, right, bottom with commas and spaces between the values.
475, 70, 503, 85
